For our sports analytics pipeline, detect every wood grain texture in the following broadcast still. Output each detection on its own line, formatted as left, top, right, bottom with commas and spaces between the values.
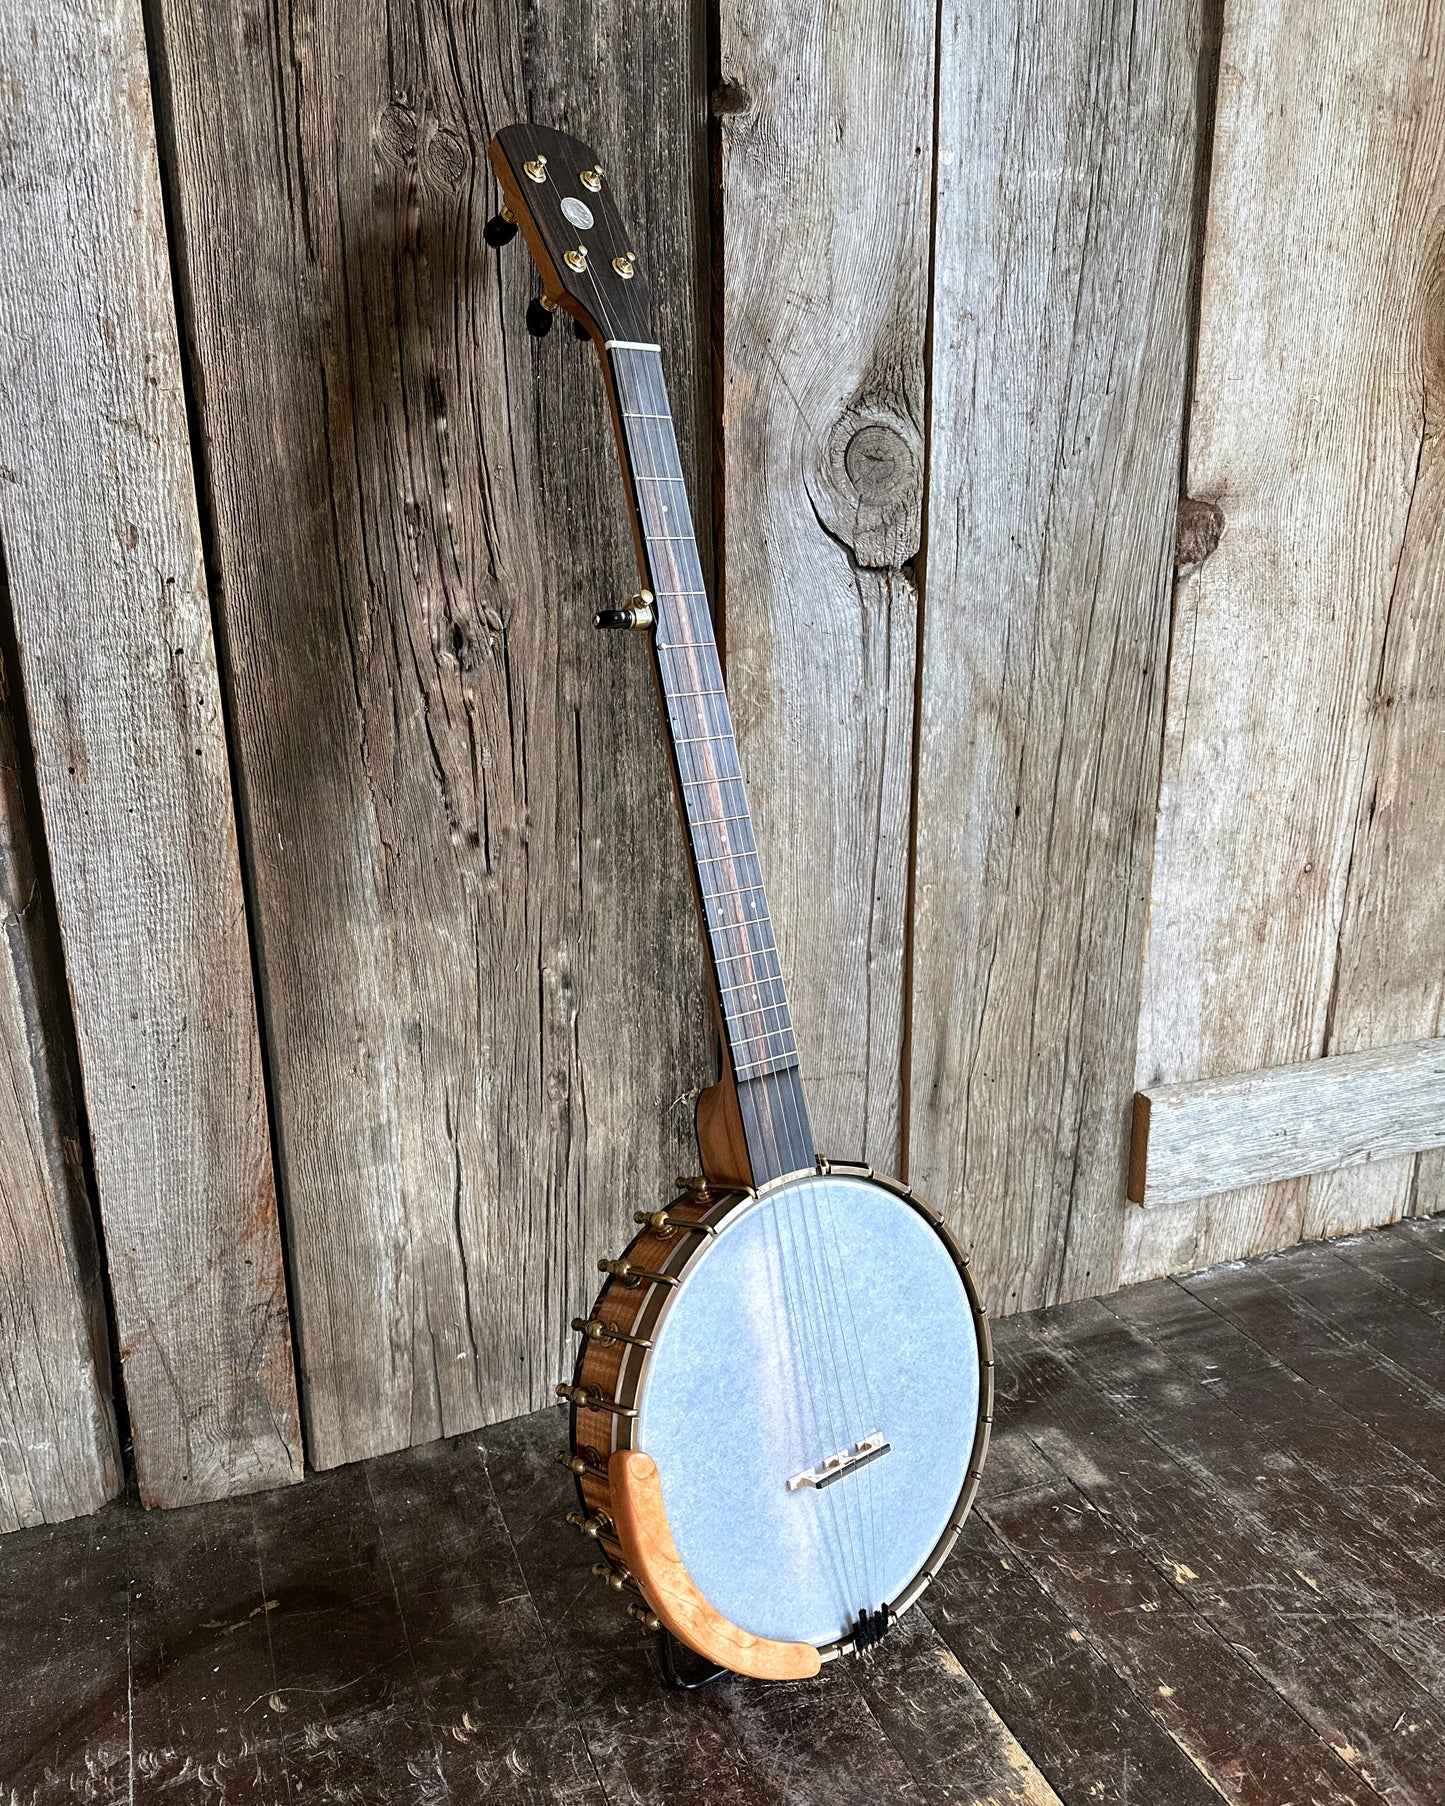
1131, 1034, 1445, 1205
1130, 0, 1445, 1276
0, 641, 119, 1532
909, 0, 1204, 1312
608, 1449, 820, 1679
149, 0, 714, 1464
0, 0, 299, 1506
5, 1209, 1438, 1804
716, 0, 932, 1168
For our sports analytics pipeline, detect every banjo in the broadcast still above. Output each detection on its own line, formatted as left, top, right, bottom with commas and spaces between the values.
486, 124, 991, 1682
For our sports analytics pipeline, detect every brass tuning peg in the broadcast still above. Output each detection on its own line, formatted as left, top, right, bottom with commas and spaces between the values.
594, 591, 655, 631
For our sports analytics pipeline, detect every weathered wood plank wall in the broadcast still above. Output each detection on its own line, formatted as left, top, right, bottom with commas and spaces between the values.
0, 0, 300, 1508
2, 0, 1443, 1521
1127, 0, 1445, 1283
148, 0, 713, 1465
1131, 1036, 1445, 1208
716, 0, 934, 1168
0, 646, 119, 1530
908, 0, 1207, 1312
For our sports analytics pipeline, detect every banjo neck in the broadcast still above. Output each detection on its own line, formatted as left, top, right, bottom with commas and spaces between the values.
604, 342, 815, 1187
484, 123, 813, 1187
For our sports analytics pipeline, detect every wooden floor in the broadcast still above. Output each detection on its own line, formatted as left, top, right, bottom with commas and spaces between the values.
4, 1215, 1445, 1805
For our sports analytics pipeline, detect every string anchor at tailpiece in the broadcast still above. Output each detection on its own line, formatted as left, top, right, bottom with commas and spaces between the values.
853, 1606, 890, 1653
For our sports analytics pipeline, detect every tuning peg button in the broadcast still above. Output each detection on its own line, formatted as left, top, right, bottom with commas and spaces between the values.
526, 296, 555, 338
594, 592, 655, 631
572, 318, 591, 341
483, 211, 518, 247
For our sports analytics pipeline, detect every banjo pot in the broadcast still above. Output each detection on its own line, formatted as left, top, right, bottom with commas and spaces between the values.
558, 1163, 992, 1677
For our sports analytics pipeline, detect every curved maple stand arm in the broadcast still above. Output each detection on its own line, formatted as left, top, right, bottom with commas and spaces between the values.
608, 1449, 822, 1681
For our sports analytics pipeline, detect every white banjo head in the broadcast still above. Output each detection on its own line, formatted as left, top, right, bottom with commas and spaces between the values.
629, 1172, 987, 1653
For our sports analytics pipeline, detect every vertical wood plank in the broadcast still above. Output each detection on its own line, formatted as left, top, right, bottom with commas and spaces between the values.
1130, 0, 1445, 1278
149, 0, 713, 1464
715, 0, 933, 1167
0, 641, 119, 1531
0, 0, 300, 1504
911, 0, 1204, 1311
1305, 126, 1445, 1238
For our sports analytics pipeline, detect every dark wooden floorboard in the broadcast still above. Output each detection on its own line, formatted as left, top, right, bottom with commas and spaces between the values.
6, 1217, 1445, 1804
923, 1517, 1227, 1805
1045, 1293, 1445, 1680
1181, 1254, 1445, 1475
1105, 1277, 1445, 1587
1327, 1216, 1445, 1320
982, 1479, 1389, 1806
1257, 1237, 1445, 1402
996, 1313, 1445, 1800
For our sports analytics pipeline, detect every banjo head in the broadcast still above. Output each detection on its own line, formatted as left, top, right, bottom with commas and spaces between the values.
568, 1170, 990, 1658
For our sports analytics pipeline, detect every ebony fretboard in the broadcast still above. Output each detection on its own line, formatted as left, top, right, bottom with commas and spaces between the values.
606, 342, 813, 1183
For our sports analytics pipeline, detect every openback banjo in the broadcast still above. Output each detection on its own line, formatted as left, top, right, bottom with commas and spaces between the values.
487, 124, 991, 1682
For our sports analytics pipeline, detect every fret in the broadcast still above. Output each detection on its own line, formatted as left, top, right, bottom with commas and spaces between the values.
729, 1024, 797, 1050
723, 1011, 794, 1039
712, 944, 781, 968
695, 848, 759, 868
706, 925, 781, 960
703, 881, 769, 902
719, 980, 789, 1005
730, 1037, 799, 1068
733, 1056, 800, 1082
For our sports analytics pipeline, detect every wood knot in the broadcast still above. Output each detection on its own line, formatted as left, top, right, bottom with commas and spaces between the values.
811, 407, 922, 571
426, 126, 470, 191
1175, 496, 1224, 573
375, 102, 418, 164
711, 81, 751, 116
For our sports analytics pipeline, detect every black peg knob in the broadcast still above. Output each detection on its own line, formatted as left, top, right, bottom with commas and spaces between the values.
484, 212, 518, 247
572, 318, 591, 341
526, 296, 554, 338
594, 593, 655, 631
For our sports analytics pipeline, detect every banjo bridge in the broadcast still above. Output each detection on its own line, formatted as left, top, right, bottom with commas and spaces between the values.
786, 1431, 891, 1492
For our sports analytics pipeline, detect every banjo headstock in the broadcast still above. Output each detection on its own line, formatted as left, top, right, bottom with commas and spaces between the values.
486, 125, 653, 345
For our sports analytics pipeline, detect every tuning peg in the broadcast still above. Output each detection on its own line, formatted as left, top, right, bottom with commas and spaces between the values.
484, 209, 518, 247
572, 318, 591, 341
526, 296, 555, 338
595, 591, 655, 631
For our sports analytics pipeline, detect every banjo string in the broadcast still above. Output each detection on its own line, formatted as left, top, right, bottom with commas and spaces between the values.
591, 284, 876, 1627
